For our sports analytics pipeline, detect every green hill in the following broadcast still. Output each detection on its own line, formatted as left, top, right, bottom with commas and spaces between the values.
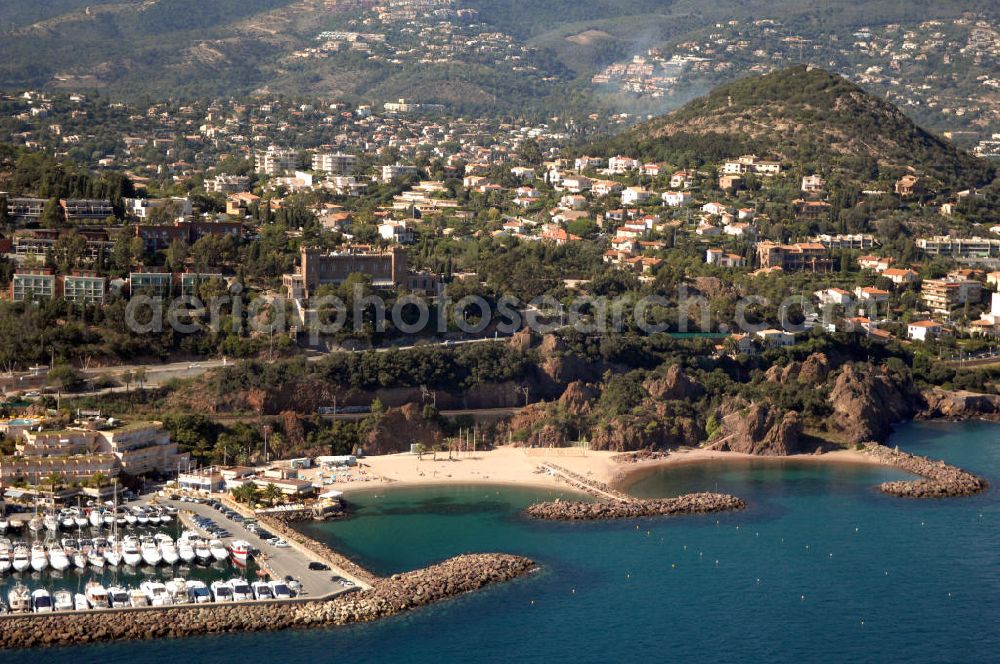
587, 66, 996, 189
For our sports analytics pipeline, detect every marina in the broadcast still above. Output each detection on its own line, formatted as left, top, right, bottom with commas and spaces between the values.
0, 498, 327, 615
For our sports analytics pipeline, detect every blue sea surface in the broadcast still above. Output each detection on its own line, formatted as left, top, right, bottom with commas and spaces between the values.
10, 421, 999, 663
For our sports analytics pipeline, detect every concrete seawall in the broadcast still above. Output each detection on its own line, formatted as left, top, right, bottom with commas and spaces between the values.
0, 553, 536, 649
862, 442, 989, 498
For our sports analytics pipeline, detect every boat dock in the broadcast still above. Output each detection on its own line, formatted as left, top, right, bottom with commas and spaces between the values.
169, 498, 371, 597
538, 463, 635, 503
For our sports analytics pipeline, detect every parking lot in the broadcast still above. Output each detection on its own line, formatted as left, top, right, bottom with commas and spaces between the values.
161, 496, 367, 598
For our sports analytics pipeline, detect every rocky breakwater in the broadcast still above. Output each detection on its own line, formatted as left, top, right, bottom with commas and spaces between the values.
861, 443, 988, 498
0, 554, 536, 649
525, 492, 746, 521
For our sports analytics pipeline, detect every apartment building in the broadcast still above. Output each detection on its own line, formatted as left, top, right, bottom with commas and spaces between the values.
11, 269, 56, 301
204, 175, 251, 194
920, 279, 982, 317
255, 146, 299, 176
312, 152, 357, 175
61, 199, 114, 223
129, 271, 173, 297
811, 234, 878, 250
755, 242, 833, 272
63, 272, 106, 304
916, 236, 1000, 258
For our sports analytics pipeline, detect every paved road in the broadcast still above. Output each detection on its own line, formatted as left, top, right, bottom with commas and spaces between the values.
161, 498, 366, 598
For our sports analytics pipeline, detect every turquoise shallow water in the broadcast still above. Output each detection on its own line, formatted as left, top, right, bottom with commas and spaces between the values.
8, 420, 1000, 663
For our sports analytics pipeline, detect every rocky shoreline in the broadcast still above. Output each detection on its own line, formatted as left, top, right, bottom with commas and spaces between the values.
0, 553, 535, 649
525, 492, 746, 521
861, 443, 989, 498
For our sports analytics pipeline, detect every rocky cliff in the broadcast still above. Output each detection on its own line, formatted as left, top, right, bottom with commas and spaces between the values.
365, 403, 444, 455
709, 402, 803, 455
827, 364, 917, 443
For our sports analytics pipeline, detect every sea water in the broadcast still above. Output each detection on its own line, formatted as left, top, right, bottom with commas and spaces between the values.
10, 421, 999, 663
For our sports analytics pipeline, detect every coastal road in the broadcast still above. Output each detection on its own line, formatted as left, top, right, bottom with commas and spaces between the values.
160, 498, 367, 598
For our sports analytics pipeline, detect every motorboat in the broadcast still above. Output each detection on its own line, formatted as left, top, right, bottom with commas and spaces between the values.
74, 593, 90, 611
28, 516, 43, 533
194, 539, 212, 562
186, 580, 211, 603
53, 590, 73, 612
140, 538, 162, 566
73, 513, 89, 529
137, 511, 149, 526
128, 588, 149, 608
8, 583, 30, 612
140, 581, 172, 606
43, 513, 60, 532
209, 539, 229, 562
88, 549, 106, 568
60, 514, 75, 530
177, 539, 196, 563
228, 578, 253, 601
158, 512, 173, 524
147, 512, 161, 525
72, 549, 88, 569
251, 581, 273, 601
88, 510, 103, 528
0, 518, 8, 533
85, 581, 110, 609
103, 541, 121, 567
160, 540, 180, 565
102, 512, 114, 527
0, 549, 11, 574
230, 540, 251, 562
12, 545, 30, 572
107, 586, 129, 609
122, 537, 142, 566
210, 581, 234, 602
31, 589, 53, 613
30, 543, 48, 572
268, 581, 292, 600
125, 511, 138, 526
165, 578, 190, 604
48, 544, 71, 571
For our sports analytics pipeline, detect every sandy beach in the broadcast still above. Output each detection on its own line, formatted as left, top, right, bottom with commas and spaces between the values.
310, 445, 886, 497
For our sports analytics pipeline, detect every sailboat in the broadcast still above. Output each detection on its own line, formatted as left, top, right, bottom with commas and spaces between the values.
43, 512, 60, 532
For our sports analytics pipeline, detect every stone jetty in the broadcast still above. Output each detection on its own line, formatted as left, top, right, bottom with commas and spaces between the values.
0, 553, 535, 649
861, 442, 988, 498
525, 492, 746, 521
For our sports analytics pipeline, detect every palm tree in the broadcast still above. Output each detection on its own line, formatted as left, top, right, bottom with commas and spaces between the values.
261, 483, 282, 506
231, 482, 260, 505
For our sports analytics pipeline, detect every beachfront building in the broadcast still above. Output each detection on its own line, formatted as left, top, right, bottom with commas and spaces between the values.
95, 421, 189, 476
0, 454, 119, 484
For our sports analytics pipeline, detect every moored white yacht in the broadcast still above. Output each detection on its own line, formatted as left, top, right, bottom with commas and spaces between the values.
84, 581, 110, 609
7, 583, 30, 612
121, 537, 142, 566
177, 538, 195, 563
140, 538, 161, 566
88, 549, 106, 568
53, 590, 73, 612
186, 580, 211, 603
210, 581, 234, 602
107, 586, 129, 609
268, 581, 292, 599
88, 510, 103, 528
209, 539, 229, 562
12, 545, 30, 572
165, 578, 190, 604
194, 539, 212, 562
31, 589, 53, 613
128, 588, 149, 608
43, 513, 60, 532
251, 581, 273, 601
30, 543, 48, 572
48, 544, 70, 571
160, 540, 179, 565
141, 581, 172, 606
228, 578, 252, 601
74, 593, 90, 611
0, 549, 11, 574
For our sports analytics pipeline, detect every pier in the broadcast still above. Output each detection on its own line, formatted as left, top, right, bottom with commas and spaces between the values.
538, 463, 635, 503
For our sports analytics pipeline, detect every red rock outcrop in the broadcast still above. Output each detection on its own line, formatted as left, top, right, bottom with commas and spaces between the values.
710, 402, 802, 455
365, 403, 444, 455
644, 364, 703, 401
827, 364, 915, 443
